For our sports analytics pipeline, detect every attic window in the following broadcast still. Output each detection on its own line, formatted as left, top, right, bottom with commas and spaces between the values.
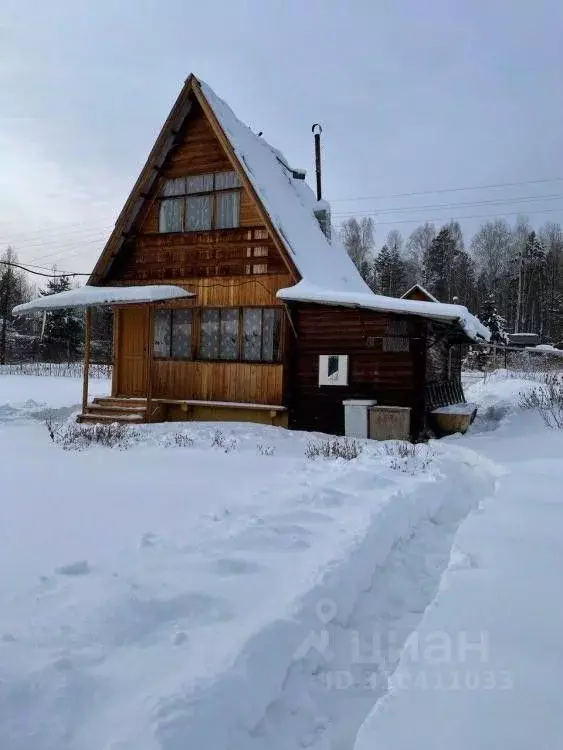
159, 172, 241, 233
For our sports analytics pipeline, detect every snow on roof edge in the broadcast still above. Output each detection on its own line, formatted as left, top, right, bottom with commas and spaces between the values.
277, 283, 491, 342
401, 284, 439, 303
199, 80, 372, 298
13, 285, 193, 315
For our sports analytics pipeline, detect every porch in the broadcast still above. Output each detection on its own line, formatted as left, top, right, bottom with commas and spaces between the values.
78, 396, 288, 427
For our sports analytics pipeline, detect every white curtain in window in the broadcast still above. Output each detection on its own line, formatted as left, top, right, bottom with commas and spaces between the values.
186, 174, 214, 194
186, 195, 212, 231
159, 198, 183, 232
215, 171, 241, 190
154, 309, 171, 357
220, 309, 239, 360
216, 191, 240, 229
162, 177, 186, 196
200, 310, 220, 359
171, 310, 192, 359
243, 308, 262, 360
261, 308, 281, 362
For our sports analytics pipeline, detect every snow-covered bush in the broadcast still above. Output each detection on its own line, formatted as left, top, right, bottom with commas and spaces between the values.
381, 441, 434, 473
257, 443, 275, 456
0, 361, 111, 378
305, 437, 363, 460
46, 419, 140, 450
210, 428, 238, 453
519, 374, 563, 429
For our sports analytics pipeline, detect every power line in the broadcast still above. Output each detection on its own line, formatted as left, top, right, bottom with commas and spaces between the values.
346, 205, 563, 227
329, 176, 563, 203
0, 260, 89, 278
332, 193, 563, 219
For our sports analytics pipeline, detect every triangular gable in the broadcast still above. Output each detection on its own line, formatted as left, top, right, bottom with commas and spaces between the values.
89, 75, 370, 297
90, 75, 297, 284
401, 284, 439, 303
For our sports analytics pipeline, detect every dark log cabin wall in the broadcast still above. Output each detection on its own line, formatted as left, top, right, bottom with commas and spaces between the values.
104, 99, 294, 404
287, 304, 426, 438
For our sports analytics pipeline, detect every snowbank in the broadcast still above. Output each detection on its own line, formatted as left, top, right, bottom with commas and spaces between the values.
464, 369, 554, 431
0, 374, 110, 422
355, 415, 563, 750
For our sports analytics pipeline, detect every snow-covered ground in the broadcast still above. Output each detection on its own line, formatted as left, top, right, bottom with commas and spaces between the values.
355, 371, 563, 750
0, 370, 561, 750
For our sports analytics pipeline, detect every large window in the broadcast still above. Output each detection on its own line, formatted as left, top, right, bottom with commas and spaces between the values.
158, 171, 241, 233
153, 309, 193, 359
242, 308, 281, 362
153, 307, 282, 362
200, 309, 239, 361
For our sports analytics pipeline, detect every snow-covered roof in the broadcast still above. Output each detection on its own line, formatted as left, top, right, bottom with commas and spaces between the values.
200, 81, 372, 297
277, 285, 491, 342
525, 344, 563, 357
401, 284, 439, 303
200, 82, 489, 343
13, 285, 193, 315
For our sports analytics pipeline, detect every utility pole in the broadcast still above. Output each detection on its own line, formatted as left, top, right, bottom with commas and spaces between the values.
0, 262, 11, 365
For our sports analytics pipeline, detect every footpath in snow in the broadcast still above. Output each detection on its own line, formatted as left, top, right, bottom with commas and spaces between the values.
355, 372, 563, 750
0, 373, 498, 750
1, 370, 561, 750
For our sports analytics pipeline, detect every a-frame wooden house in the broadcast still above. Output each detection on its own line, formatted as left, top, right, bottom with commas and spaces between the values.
16, 74, 489, 439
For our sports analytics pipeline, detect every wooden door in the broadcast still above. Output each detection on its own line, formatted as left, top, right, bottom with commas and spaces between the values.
116, 306, 148, 396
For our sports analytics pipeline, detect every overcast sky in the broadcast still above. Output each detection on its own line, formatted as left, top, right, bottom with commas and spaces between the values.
1, 0, 562, 273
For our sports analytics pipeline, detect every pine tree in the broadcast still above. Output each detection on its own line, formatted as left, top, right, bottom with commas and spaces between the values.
374, 243, 406, 297
481, 291, 509, 345
40, 276, 84, 360
0, 247, 32, 364
422, 226, 459, 301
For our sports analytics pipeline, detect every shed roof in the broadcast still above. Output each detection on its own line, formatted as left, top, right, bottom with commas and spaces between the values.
400, 284, 439, 303
277, 285, 491, 342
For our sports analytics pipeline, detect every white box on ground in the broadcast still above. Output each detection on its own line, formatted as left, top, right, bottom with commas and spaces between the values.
343, 399, 377, 438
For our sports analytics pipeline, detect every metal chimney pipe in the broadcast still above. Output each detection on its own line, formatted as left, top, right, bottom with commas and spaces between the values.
312, 123, 323, 201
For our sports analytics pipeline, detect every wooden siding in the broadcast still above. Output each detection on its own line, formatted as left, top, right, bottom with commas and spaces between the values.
105, 99, 280, 285
152, 361, 283, 404
103, 98, 294, 407
110, 228, 287, 282
287, 305, 426, 437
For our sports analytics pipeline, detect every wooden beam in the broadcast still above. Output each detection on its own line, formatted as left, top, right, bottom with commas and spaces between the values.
146, 306, 155, 423
111, 308, 120, 396
82, 307, 92, 414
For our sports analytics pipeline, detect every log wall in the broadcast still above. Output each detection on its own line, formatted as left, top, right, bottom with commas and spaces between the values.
287, 304, 426, 437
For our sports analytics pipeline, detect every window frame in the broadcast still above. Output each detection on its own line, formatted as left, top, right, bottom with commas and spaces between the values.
158, 171, 242, 234
152, 306, 284, 364
152, 307, 194, 360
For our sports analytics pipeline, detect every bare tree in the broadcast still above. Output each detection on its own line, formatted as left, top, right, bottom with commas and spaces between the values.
471, 219, 513, 285
404, 223, 436, 287
340, 217, 376, 285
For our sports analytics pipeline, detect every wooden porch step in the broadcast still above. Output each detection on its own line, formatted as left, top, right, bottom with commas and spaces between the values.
93, 397, 147, 409
86, 403, 147, 414
77, 412, 145, 424
78, 397, 148, 425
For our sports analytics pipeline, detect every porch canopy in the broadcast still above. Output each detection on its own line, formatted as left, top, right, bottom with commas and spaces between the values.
12, 284, 193, 315
12, 284, 194, 417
